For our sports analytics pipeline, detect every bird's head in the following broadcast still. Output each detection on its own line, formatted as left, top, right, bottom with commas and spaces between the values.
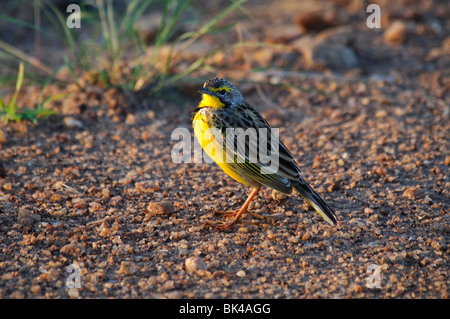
198, 78, 244, 109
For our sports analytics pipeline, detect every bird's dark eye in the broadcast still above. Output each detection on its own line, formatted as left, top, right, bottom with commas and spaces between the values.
219, 89, 226, 95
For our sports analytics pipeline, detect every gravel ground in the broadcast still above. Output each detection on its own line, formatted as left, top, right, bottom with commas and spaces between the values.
0, 0, 448, 299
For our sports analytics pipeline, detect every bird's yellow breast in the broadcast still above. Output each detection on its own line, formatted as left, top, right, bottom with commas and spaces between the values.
192, 111, 252, 187
192, 111, 225, 163
192, 112, 214, 150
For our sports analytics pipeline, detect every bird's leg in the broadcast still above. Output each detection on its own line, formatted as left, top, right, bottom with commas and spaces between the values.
216, 187, 261, 230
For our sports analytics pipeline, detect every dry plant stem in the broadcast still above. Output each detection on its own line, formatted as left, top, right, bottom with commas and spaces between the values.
0, 39, 53, 75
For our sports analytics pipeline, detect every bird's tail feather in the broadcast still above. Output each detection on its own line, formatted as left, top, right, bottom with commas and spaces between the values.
293, 180, 338, 226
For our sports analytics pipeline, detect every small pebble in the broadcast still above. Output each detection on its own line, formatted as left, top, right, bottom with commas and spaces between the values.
60, 243, 80, 256
238, 227, 249, 233
0, 130, 6, 144
444, 156, 450, 165
384, 21, 409, 44
125, 113, 138, 125
17, 208, 41, 229
30, 285, 41, 294
63, 116, 83, 129
402, 186, 420, 200
147, 201, 174, 215
302, 232, 311, 241
67, 288, 80, 298
117, 261, 137, 275
185, 256, 206, 273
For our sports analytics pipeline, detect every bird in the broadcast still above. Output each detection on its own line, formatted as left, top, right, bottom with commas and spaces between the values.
191, 77, 338, 230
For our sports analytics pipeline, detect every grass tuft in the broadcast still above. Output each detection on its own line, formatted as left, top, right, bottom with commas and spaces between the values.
0, 0, 247, 122
0, 62, 58, 123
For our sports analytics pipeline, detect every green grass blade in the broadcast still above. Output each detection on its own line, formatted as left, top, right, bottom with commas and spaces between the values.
155, 0, 189, 47
8, 62, 24, 116
119, 0, 140, 30
15, 62, 24, 92
119, 0, 154, 32
154, 0, 171, 49
0, 14, 57, 38
0, 97, 6, 111
154, 50, 216, 92
40, 0, 81, 66
97, 0, 111, 55
106, 0, 119, 58
176, 0, 246, 54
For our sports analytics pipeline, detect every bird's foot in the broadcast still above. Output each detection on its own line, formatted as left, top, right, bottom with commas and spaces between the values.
202, 210, 266, 230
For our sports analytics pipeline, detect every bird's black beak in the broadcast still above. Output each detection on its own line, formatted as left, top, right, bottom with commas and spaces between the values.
198, 87, 211, 95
